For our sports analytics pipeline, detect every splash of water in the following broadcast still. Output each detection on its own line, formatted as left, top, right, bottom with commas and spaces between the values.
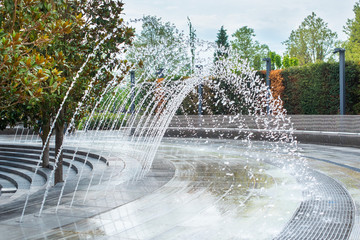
13, 16, 306, 224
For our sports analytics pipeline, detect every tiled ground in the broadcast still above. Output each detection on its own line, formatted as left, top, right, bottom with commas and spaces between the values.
0, 138, 359, 239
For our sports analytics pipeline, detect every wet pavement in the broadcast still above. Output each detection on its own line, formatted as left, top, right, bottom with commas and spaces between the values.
0, 138, 359, 239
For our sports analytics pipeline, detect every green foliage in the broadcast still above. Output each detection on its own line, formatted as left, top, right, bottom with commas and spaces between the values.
214, 26, 230, 62
281, 62, 360, 114
126, 15, 189, 81
275, 55, 282, 70
0, 0, 134, 130
283, 12, 338, 65
344, 1, 360, 63
231, 26, 269, 70
0, 0, 72, 124
269, 51, 282, 70
283, 55, 290, 68
282, 55, 300, 69
290, 57, 299, 67
78, 113, 129, 130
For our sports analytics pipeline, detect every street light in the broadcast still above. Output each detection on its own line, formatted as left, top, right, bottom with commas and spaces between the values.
130, 71, 135, 114
196, 65, 203, 116
262, 58, 271, 89
333, 48, 346, 115
263, 58, 271, 114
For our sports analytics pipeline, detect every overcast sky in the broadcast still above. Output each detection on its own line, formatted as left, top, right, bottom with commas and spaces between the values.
123, 0, 356, 55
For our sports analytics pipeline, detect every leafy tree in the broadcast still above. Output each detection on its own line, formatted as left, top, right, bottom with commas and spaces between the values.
0, 0, 70, 126
290, 57, 299, 67
282, 55, 291, 68
127, 15, 189, 81
214, 26, 230, 62
231, 26, 269, 70
283, 12, 338, 65
275, 55, 282, 69
344, 1, 360, 63
268, 51, 283, 69
0, 0, 134, 184
282, 55, 300, 69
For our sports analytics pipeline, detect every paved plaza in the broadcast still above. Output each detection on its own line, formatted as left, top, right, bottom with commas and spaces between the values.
0, 135, 359, 239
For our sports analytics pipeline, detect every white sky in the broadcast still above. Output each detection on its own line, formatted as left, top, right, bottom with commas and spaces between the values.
123, 0, 356, 55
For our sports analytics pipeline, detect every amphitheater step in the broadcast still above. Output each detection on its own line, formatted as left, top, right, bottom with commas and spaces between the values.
0, 144, 108, 203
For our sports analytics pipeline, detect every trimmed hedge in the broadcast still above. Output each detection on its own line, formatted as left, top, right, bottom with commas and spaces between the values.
280, 62, 360, 114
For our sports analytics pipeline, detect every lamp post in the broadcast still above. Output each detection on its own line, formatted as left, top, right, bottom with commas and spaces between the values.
263, 58, 271, 89
263, 58, 271, 114
130, 71, 135, 114
333, 48, 346, 115
196, 65, 203, 116
129, 71, 136, 136
198, 83, 203, 116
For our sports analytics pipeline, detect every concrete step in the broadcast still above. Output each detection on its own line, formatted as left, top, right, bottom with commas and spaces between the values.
0, 145, 108, 165
0, 144, 109, 204
0, 150, 94, 170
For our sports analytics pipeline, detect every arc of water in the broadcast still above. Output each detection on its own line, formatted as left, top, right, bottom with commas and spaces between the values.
131, 83, 179, 179
82, 80, 140, 193
77, 73, 135, 204
60, 66, 138, 207
101, 81, 169, 189
139, 78, 203, 178
55, 80, 115, 212
54, 58, 133, 210
127, 77, 198, 180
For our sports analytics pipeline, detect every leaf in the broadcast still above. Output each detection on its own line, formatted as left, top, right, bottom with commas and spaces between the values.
26, 58, 32, 67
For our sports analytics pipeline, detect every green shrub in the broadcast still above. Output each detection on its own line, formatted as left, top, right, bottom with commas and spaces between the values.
77, 113, 129, 130
281, 62, 360, 114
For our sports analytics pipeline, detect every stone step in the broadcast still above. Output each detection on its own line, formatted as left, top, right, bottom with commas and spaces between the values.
0, 144, 109, 205
0, 145, 108, 165
0, 149, 95, 170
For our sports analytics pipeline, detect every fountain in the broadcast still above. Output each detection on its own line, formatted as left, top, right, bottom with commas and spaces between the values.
0, 16, 359, 240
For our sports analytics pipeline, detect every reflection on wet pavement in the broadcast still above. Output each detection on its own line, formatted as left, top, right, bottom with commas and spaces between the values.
1, 139, 360, 239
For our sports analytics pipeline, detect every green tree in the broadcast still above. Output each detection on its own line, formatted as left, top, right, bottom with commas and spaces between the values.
214, 26, 230, 62
275, 55, 282, 69
127, 15, 189, 81
282, 55, 300, 68
268, 51, 283, 69
231, 26, 269, 70
344, 1, 360, 63
290, 57, 299, 67
283, 55, 291, 68
0, 0, 71, 124
0, 0, 134, 184
283, 12, 338, 65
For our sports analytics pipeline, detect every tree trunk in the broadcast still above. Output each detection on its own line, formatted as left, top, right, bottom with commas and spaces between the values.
54, 111, 64, 185
41, 120, 50, 168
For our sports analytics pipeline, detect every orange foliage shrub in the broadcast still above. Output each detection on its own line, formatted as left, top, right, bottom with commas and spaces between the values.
259, 70, 285, 114
269, 70, 285, 100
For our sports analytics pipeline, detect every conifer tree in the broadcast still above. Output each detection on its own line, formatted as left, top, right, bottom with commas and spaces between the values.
214, 26, 230, 62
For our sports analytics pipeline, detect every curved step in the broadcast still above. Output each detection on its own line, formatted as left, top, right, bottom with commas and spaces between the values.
0, 167, 32, 189
0, 155, 79, 174
0, 174, 18, 190
0, 150, 92, 171
0, 161, 48, 181
0, 144, 109, 206
0, 145, 108, 165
